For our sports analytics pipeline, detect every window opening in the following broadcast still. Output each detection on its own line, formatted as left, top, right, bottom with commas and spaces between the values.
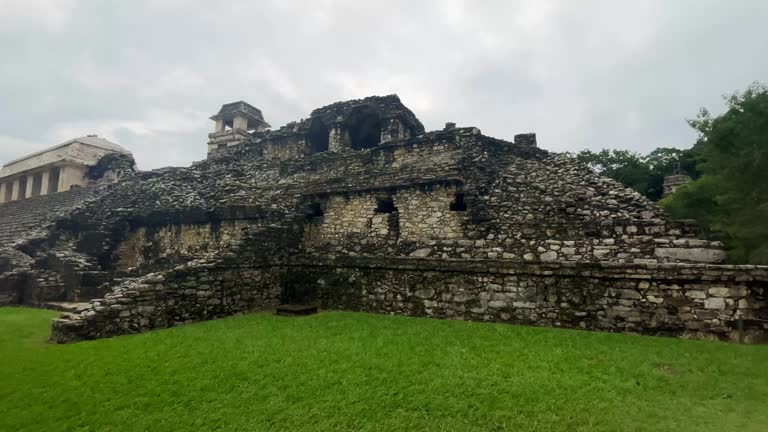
450, 193, 467, 211
375, 197, 398, 214
305, 203, 324, 222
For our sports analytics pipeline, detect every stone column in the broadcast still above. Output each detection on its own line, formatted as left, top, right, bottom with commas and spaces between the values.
381, 118, 408, 143
57, 165, 86, 192
0, 183, 6, 203
11, 178, 20, 201
40, 170, 50, 196
233, 114, 248, 130
214, 118, 225, 132
57, 166, 69, 192
329, 125, 349, 152
25, 174, 35, 198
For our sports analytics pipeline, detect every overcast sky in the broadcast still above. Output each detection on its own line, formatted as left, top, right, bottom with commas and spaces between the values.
1, 0, 766, 170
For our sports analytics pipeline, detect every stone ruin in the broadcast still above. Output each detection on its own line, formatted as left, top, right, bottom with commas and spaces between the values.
0, 95, 766, 343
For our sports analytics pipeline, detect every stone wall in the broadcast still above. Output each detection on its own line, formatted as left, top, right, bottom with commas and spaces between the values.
115, 220, 253, 273
299, 258, 768, 343
397, 185, 467, 240
3, 94, 765, 344
51, 261, 283, 343
51, 255, 768, 343
0, 249, 30, 304
51, 222, 301, 342
0, 186, 105, 247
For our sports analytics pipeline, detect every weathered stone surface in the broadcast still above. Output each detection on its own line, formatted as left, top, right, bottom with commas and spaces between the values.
654, 248, 727, 264
414, 289, 435, 299
540, 251, 558, 262
704, 298, 726, 310
709, 286, 748, 297
0, 94, 762, 344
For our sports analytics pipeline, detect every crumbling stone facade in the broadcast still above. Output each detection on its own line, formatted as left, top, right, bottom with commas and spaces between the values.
1, 95, 766, 343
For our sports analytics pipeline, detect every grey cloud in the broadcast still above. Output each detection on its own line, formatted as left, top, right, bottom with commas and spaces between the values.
1, 0, 767, 169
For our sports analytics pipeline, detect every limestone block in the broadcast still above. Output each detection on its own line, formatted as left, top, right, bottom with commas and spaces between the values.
488, 300, 507, 309
540, 251, 558, 262
453, 293, 474, 303
654, 248, 727, 264
708, 286, 748, 298
523, 253, 535, 261
414, 289, 434, 299
610, 289, 642, 300
410, 248, 432, 257
703, 298, 726, 310
593, 248, 611, 259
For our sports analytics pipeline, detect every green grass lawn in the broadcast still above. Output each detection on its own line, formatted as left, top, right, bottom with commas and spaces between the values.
1, 308, 767, 432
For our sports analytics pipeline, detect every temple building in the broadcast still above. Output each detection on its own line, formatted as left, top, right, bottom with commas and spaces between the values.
0, 95, 764, 344
207, 101, 271, 154
0, 135, 132, 204
662, 174, 692, 197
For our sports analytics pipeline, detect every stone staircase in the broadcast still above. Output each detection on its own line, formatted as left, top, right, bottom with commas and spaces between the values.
43, 301, 92, 313
0, 187, 98, 247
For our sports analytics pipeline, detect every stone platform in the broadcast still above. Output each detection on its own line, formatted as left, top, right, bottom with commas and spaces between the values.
44, 302, 91, 313
276, 304, 319, 317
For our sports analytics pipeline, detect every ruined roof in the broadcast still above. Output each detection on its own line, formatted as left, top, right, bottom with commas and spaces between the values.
310, 95, 425, 135
238, 95, 426, 143
210, 101, 268, 122
0, 136, 132, 179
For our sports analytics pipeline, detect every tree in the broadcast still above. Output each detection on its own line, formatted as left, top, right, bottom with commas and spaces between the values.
576, 148, 698, 200
576, 149, 655, 198
662, 82, 768, 264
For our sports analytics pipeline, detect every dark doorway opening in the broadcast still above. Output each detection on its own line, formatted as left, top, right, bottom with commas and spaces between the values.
18, 177, 27, 200
450, 193, 467, 211
31, 173, 43, 197
304, 202, 324, 222
307, 118, 330, 153
375, 197, 398, 214
347, 106, 382, 150
3, 182, 12, 202
48, 167, 60, 194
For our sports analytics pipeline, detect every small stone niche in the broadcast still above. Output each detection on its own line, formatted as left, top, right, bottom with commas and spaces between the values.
307, 118, 330, 154
450, 193, 467, 211
305, 203, 324, 222
375, 197, 398, 214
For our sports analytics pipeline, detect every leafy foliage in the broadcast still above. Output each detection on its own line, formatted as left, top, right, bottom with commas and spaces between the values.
576, 82, 768, 263
576, 147, 698, 200
663, 82, 768, 264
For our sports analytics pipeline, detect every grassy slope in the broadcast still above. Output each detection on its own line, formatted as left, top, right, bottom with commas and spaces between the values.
1, 308, 767, 432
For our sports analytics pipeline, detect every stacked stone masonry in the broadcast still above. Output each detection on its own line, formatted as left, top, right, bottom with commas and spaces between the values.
0, 95, 764, 343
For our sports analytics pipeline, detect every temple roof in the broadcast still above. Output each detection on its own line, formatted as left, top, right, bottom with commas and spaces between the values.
309, 94, 425, 135
0, 136, 132, 179
210, 101, 266, 120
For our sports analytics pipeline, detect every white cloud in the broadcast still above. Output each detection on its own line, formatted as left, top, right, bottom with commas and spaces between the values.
0, 0, 766, 169
0, 135, 46, 165
0, 0, 76, 32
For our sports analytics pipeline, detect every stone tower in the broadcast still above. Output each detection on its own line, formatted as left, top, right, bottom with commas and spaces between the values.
662, 174, 692, 197
207, 101, 270, 155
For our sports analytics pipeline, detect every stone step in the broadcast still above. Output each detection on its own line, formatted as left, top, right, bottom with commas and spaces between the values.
0, 187, 99, 247
43, 302, 91, 313
276, 304, 319, 317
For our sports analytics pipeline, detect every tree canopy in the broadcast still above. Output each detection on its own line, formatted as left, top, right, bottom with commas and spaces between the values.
575, 82, 768, 264
662, 82, 768, 264
575, 147, 699, 201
